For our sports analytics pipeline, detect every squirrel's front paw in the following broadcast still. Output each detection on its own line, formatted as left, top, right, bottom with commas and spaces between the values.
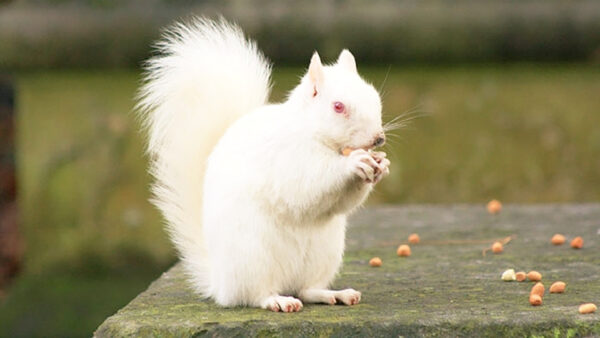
371, 151, 390, 184
347, 149, 381, 183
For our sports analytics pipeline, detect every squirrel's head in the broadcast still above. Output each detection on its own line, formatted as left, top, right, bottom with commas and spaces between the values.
290, 50, 384, 152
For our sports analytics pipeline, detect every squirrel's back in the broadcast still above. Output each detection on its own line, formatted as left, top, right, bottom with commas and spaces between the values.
136, 17, 271, 295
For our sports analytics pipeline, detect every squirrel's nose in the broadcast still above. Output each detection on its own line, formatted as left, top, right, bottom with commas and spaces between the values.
373, 135, 386, 147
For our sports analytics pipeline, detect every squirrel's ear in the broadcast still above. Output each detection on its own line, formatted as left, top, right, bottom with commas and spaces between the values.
336, 49, 357, 73
308, 52, 324, 97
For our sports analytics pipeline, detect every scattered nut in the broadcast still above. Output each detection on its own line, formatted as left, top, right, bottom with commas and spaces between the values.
570, 236, 583, 249
341, 147, 354, 156
551, 234, 566, 245
549, 281, 566, 293
397, 244, 411, 257
369, 257, 382, 267
529, 294, 542, 306
579, 303, 597, 314
527, 271, 542, 282
530, 282, 545, 297
487, 199, 502, 214
492, 241, 503, 254
501, 269, 516, 281
515, 271, 527, 282
408, 233, 420, 244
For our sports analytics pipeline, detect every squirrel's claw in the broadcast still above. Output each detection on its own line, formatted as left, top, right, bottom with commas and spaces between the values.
373, 157, 390, 184
348, 149, 385, 183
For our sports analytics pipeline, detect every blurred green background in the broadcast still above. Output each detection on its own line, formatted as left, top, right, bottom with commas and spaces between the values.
1, 0, 599, 337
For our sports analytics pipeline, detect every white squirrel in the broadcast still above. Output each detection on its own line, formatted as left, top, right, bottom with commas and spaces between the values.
137, 17, 390, 312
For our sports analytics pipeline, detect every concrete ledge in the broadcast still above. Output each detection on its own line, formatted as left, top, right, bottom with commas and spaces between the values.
95, 205, 600, 337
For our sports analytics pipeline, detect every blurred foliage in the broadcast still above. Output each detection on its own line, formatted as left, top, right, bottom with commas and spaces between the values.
1, 71, 175, 337
15, 71, 173, 274
1, 65, 599, 336
1, 0, 600, 69
369, 65, 600, 203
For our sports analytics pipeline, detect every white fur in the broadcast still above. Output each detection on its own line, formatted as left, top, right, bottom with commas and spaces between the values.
138, 17, 389, 312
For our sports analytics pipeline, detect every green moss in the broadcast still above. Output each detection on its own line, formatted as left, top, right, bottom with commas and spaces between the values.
95, 205, 600, 337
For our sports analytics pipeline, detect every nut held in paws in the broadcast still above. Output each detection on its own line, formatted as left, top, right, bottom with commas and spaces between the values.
341, 147, 354, 156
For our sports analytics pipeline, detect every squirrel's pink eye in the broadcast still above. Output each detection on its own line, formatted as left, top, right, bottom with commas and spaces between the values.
333, 101, 345, 114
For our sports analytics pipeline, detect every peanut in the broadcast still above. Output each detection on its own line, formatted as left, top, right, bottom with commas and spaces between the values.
529, 294, 542, 306
515, 271, 527, 282
549, 281, 566, 293
501, 269, 516, 281
530, 282, 545, 297
551, 234, 565, 245
369, 257, 382, 267
579, 303, 597, 314
341, 147, 354, 156
487, 199, 502, 214
408, 233, 420, 244
492, 241, 503, 254
570, 236, 583, 249
527, 271, 542, 282
396, 244, 411, 257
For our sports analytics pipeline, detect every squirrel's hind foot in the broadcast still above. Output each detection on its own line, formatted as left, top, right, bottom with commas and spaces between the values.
262, 295, 303, 312
299, 288, 362, 306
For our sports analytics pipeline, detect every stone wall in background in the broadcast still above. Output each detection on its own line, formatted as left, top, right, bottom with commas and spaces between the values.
0, 0, 600, 69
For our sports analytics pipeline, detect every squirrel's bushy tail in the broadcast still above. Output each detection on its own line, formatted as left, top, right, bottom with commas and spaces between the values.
137, 18, 271, 294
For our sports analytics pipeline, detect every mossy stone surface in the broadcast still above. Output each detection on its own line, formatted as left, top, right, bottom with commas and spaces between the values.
95, 205, 600, 337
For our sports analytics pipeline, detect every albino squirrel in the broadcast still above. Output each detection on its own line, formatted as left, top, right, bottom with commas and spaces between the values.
137, 18, 389, 312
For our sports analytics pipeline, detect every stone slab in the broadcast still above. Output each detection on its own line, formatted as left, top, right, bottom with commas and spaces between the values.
95, 205, 600, 337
